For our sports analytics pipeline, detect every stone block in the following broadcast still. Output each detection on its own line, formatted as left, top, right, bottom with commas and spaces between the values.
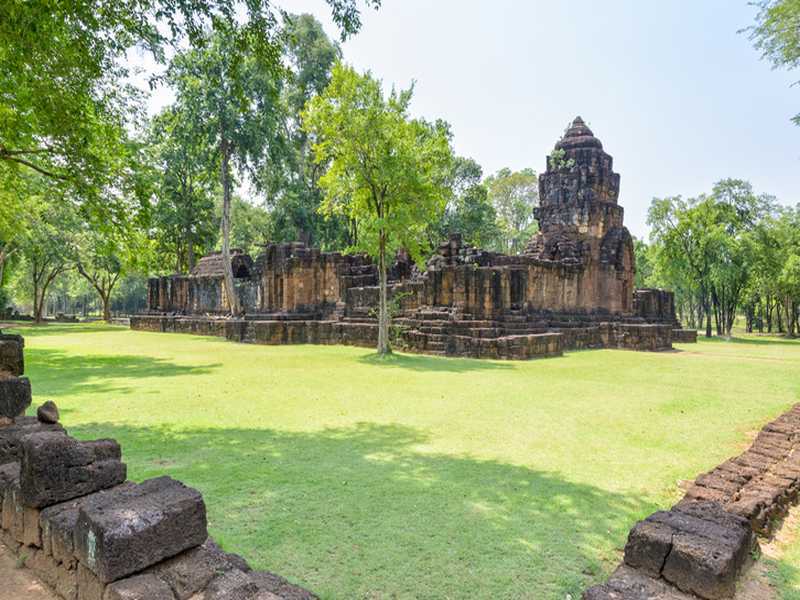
74, 476, 207, 583
78, 562, 107, 600
250, 571, 319, 600
20, 432, 126, 507
146, 538, 247, 600
583, 564, 696, 600
40, 482, 138, 567
0, 375, 32, 419
28, 548, 78, 599
104, 574, 176, 600
0, 333, 24, 375
204, 569, 262, 600
23, 504, 41, 546
623, 519, 673, 577
0, 416, 65, 465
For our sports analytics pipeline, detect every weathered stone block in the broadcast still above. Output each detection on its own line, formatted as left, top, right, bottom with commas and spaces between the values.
40, 482, 138, 567
0, 375, 32, 418
250, 571, 320, 600
23, 504, 41, 546
583, 564, 696, 600
204, 568, 261, 600
0, 416, 65, 465
20, 432, 126, 507
78, 562, 107, 600
0, 333, 24, 375
146, 538, 246, 600
104, 574, 176, 600
74, 476, 207, 583
623, 519, 673, 577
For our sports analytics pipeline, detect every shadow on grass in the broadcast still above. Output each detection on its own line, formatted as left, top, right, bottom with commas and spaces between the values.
2, 322, 126, 337
69, 420, 654, 598
24, 348, 220, 397
699, 334, 800, 347
358, 351, 513, 372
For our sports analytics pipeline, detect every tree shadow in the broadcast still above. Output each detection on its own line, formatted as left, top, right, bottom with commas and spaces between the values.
358, 352, 513, 373
24, 348, 220, 397
700, 335, 800, 348
68, 421, 656, 599
2, 322, 127, 337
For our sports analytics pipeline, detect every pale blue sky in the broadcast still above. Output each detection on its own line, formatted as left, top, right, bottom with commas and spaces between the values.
289, 0, 799, 238
139, 0, 799, 239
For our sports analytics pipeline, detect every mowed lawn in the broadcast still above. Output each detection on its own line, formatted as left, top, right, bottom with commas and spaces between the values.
7, 323, 800, 599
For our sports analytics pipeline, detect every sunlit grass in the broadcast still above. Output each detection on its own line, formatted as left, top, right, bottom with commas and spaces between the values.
7, 322, 800, 599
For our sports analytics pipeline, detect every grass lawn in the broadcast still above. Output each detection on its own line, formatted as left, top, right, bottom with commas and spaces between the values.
6, 323, 800, 599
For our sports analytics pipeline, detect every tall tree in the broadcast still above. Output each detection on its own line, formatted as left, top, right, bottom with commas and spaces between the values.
0, 0, 379, 192
261, 13, 352, 248
17, 201, 77, 323
303, 63, 454, 355
484, 168, 539, 253
166, 29, 284, 315
150, 108, 218, 273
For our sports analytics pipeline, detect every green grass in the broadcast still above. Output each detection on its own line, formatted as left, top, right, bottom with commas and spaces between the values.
6, 322, 800, 599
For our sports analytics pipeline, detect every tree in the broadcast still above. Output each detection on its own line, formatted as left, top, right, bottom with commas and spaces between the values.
748, 0, 800, 124
432, 157, 500, 249
484, 168, 539, 253
165, 29, 284, 315
17, 202, 77, 323
260, 14, 353, 248
150, 108, 218, 273
75, 227, 146, 322
0, 0, 379, 192
303, 63, 454, 355
633, 237, 654, 288
224, 197, 273, 257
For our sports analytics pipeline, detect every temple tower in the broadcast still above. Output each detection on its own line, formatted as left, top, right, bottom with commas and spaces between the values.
527, 116, 635, 311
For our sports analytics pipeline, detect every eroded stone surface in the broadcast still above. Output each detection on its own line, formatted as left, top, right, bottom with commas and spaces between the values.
0, 376, 32, 419
20, 432, 126, 507
74, 476, 207, 583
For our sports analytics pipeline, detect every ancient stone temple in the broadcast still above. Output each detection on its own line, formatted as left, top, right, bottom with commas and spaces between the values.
132, 117, 696, 359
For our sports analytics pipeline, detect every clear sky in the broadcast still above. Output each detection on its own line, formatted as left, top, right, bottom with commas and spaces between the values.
286, 0, 800, 239
139, 0, 800, 239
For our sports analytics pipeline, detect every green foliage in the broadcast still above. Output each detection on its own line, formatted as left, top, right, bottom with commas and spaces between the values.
485, 167, 539, 253
633, 237, 654, 288
647, 179, 793, 336
430, 156, 501, 249
748, 0, 800, 124
547, 148, 576, 171
149, 107, 218, 274
260, 14, 353, 249
303, 62, 453, 352
224, 197, 273, 257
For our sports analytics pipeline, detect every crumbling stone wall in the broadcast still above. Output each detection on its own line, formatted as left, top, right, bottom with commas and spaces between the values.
0, 331, 317, 600
585, 403, 800, 599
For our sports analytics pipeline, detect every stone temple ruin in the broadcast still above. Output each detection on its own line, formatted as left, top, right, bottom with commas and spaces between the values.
132, 117, 697, 358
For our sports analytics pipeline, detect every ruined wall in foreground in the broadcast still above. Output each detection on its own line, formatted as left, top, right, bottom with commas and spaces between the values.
585, 403, 800, 599
0, 332, 317, 600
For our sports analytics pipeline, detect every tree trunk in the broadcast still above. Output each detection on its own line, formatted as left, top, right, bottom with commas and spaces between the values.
187, 233, 195, 272
219, 143, 241, 316
102, 293, 111, 323
376, 229, 391, 355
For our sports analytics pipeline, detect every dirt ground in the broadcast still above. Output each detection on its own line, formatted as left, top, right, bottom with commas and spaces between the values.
0, 544, 56, 600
